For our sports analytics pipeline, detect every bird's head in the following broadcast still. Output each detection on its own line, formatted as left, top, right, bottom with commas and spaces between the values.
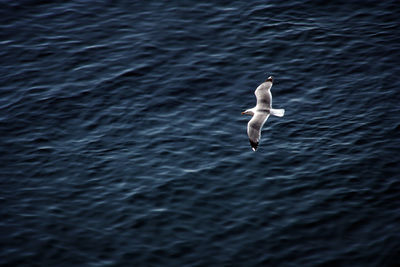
266, 76, 274, 83
241, 109, 254, 116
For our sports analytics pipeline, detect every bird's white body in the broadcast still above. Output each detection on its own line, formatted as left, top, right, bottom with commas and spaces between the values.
242, 76, 285, 151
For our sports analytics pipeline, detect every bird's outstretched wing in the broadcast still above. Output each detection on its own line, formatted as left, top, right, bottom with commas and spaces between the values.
247, 112, 270, 151
255, 81, 272, 109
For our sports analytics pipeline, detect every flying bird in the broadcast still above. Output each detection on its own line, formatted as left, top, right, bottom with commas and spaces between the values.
242, 76, 285, 151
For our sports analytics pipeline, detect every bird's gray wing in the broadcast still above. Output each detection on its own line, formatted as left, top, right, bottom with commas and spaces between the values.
255, 81, 272, 109
247, 112, 269, 151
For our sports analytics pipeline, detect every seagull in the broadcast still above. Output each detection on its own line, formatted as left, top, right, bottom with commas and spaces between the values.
241, 76, 285, 151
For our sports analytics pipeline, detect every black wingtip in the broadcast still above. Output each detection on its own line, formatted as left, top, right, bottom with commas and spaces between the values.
249, 139, 258, 151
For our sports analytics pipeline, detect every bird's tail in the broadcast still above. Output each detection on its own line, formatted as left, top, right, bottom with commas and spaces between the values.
270, 108, 285, 117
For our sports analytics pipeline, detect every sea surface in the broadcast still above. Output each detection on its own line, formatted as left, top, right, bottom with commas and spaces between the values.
1, 1, 400, 266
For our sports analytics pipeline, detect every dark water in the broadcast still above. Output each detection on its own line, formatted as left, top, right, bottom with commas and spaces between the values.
1, 1, 400, 266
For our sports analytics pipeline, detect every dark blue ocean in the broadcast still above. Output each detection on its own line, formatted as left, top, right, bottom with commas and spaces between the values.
1, 1, 400, 266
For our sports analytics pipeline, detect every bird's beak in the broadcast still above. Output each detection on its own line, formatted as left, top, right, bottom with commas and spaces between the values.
241, 112, 245, 115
